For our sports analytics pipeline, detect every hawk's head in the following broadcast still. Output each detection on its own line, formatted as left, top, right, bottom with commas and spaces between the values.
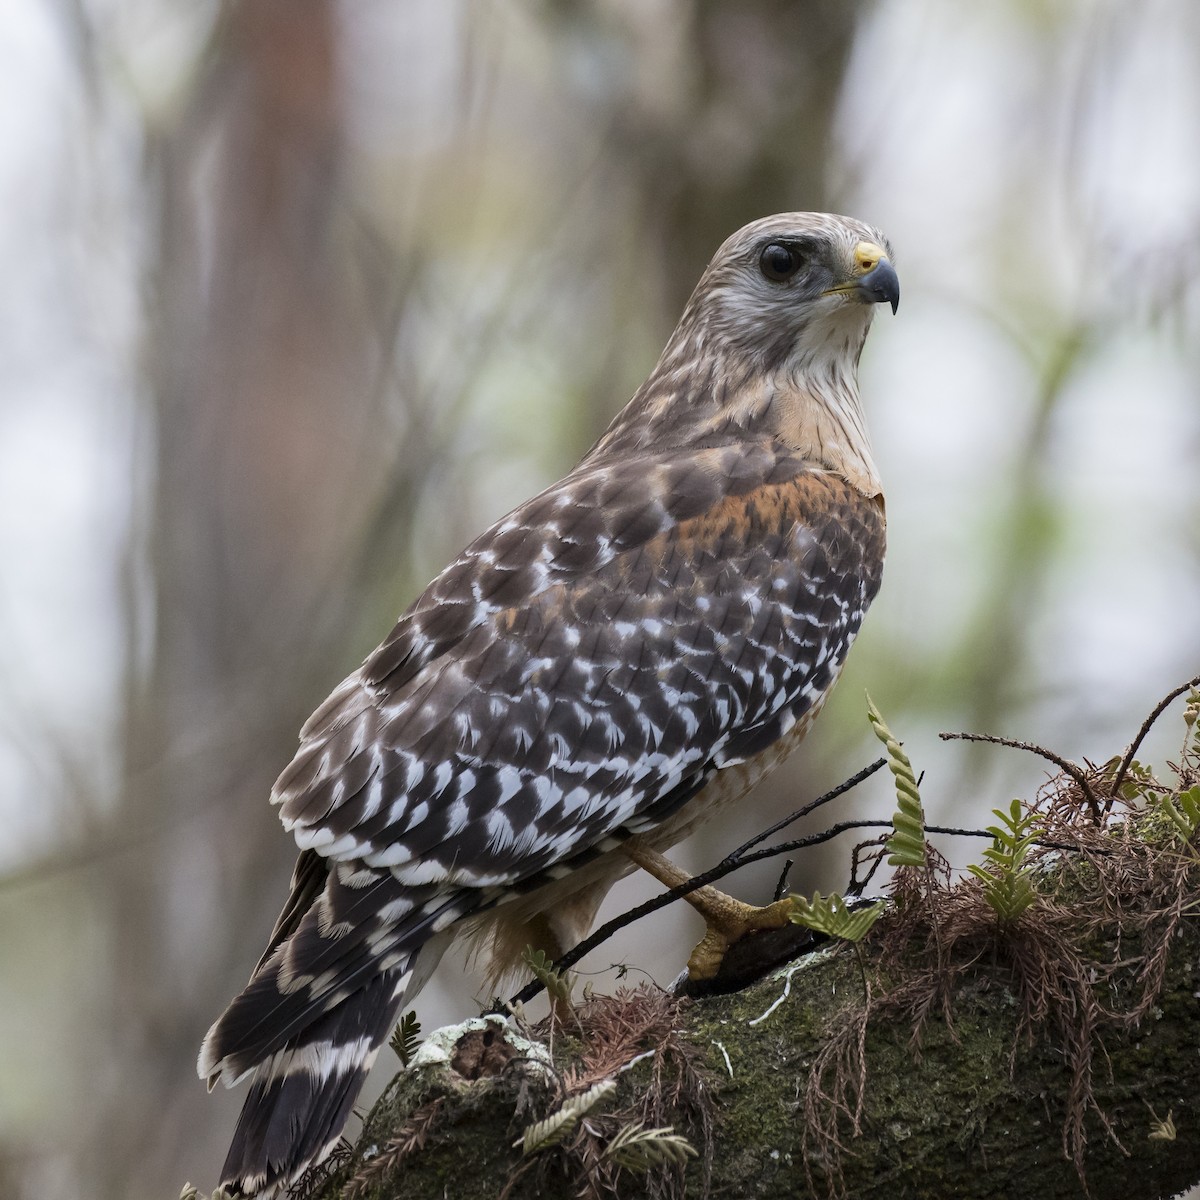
591, 212, 896, 495
689, 212, 898, 375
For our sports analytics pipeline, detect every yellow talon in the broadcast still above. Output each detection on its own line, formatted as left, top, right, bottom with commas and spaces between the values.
622, 838, 796, 980
684, 896, 796, 980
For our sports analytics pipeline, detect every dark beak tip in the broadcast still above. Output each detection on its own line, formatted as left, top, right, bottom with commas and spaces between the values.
863, 259, 900, 315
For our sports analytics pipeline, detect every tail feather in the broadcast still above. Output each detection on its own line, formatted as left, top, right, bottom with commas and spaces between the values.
203, 866, 481, 1194
200, 884, 469, 1087
199, 938, 394, 1088
217, 969, 405, 1198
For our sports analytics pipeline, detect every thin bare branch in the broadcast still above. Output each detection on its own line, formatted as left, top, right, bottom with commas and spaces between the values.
1109, 673, 1200, 804
940, 730, 1102, 823
717, 757, 887, 863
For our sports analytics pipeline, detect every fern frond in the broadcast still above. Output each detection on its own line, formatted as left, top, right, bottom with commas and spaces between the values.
967, 799, 1040, 921
1161, 785, 1200, 843
1101, 754, 1164, 801
865, 693, 926, 867
522, 946, 574, 1006
389, 1009, 422, 1066
790, 891, 884, 944
603, 1122, 697, 1171
519, 1080, 617, 1156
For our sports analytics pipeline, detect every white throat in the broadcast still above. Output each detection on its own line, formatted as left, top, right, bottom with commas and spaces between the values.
769, 311, 883, 497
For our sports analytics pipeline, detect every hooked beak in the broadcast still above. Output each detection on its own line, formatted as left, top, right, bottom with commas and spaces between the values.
824, 241, 900, 314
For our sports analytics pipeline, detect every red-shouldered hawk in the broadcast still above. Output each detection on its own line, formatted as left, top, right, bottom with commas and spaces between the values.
200, 212, 898, 1196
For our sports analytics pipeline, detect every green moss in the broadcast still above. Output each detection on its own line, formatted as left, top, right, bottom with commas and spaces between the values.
308, 914, 1200, 1200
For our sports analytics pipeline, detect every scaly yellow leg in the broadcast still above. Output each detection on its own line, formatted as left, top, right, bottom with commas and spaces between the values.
622, 838, 794, 980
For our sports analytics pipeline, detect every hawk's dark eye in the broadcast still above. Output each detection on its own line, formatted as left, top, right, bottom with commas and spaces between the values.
759, 243, 804, 282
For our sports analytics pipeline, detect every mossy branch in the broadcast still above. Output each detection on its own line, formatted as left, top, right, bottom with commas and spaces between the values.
256, 683, 1200, 1200
296, 880, 1200, 1200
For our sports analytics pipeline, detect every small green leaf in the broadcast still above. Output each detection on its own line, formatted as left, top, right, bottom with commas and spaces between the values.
1179, 784, 1200, 824
522, 946, 574, 1006
603, 1122, 697, 1171
790, 891, 884, 943
1160, 787, 1200, 844
389, 1009, 422, 1066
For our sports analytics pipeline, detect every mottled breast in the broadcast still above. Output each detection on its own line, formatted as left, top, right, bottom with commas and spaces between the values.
271, 441, 886, 894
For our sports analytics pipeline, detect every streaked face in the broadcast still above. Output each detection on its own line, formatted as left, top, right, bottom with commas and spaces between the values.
691, 212, 898, 370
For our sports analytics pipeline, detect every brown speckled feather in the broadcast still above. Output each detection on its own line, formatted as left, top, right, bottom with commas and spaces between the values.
273, 445, 882, 889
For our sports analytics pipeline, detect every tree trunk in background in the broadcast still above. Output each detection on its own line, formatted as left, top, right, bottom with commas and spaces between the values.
547, 0, 859, 448
95, 5, 393, 1195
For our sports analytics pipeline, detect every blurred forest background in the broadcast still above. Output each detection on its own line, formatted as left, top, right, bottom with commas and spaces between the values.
1, 1, 1198, 1197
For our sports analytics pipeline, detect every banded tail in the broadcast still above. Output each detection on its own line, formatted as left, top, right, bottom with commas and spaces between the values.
205, 969, 408, 1197
200, 857, 470, 1197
